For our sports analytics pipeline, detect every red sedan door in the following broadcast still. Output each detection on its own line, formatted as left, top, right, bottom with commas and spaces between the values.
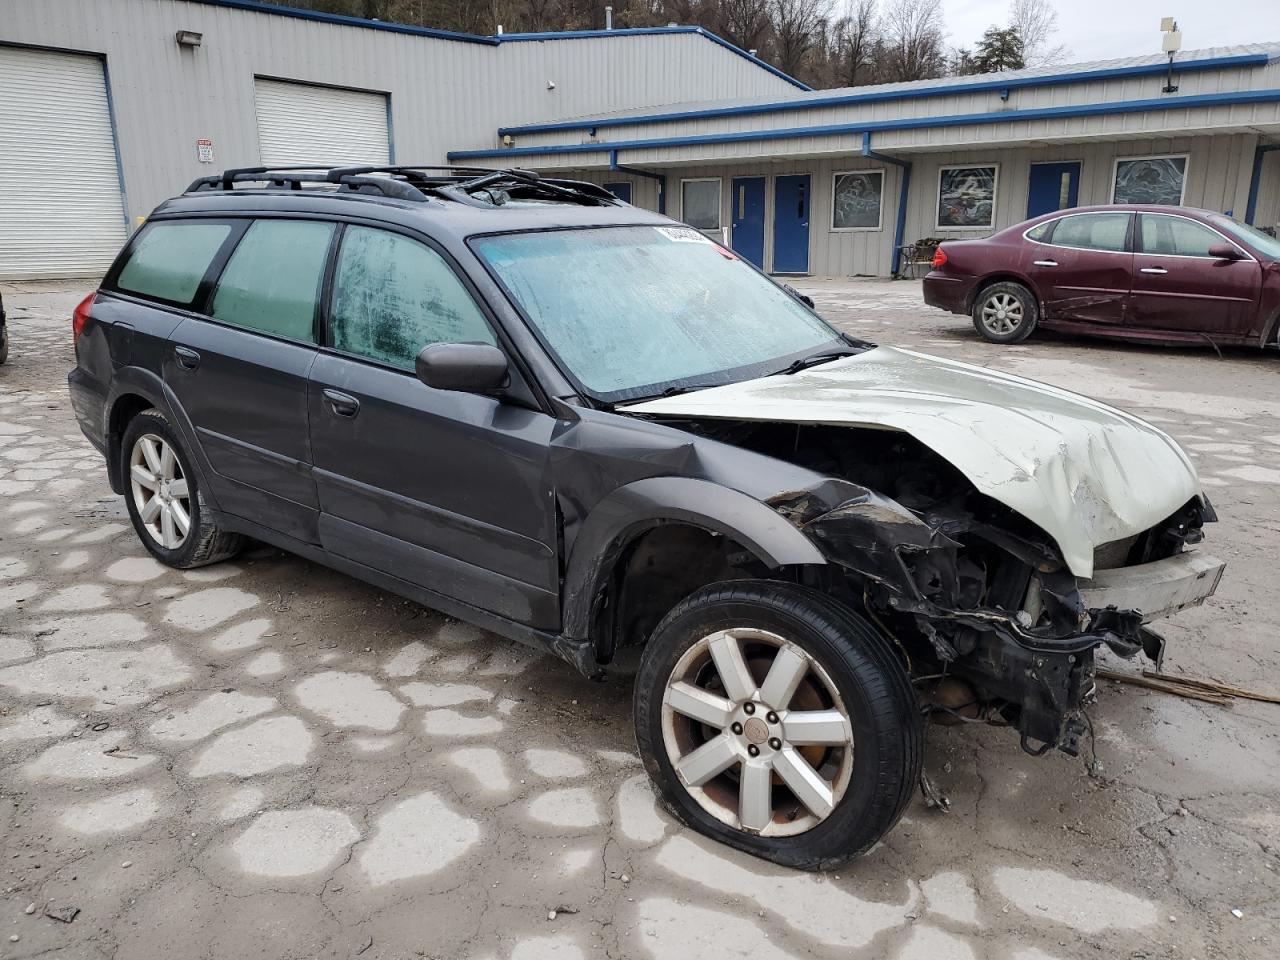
1129, 213, 1261, 338
1026, 211, 1134, 325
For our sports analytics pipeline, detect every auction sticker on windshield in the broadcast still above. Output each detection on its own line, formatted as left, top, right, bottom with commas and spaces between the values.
656, 226, 712, 243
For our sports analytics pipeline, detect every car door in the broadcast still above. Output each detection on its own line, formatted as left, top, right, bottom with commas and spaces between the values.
1026, 211, 1134, 324
1129, 213, 1261, 337
308, 223, 560, 629
164, 217, 334, 543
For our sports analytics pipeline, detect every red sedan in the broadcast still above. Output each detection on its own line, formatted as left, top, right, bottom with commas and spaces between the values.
923, 205, 1280, 348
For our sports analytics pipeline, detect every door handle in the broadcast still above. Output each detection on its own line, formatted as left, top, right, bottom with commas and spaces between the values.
1033, 260, 1059, 267
173, 345, 201, 370
322, 388, 360, 418
1140, 266, 1168, 274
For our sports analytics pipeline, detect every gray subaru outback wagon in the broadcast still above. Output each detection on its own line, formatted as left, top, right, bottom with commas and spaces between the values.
69, 165, 1223, 869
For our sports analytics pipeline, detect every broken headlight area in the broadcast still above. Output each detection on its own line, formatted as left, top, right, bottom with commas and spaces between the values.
785, 488, 1217, 758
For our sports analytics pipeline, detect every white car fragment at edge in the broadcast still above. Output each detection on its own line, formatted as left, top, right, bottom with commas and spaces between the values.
624, 345, 1204, 578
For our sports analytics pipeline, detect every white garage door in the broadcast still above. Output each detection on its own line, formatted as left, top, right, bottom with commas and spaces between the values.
0, 46, 128, 280
254, 78, 390, 167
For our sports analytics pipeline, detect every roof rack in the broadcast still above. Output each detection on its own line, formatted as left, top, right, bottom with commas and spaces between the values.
186, 164, 621, 207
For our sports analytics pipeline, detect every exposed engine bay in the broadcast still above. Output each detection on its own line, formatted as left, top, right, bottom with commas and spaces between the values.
653, 418, 1222, 757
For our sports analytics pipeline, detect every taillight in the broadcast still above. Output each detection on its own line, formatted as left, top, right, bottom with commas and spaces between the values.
72, 292, 96, 345
932, 246, 949, 269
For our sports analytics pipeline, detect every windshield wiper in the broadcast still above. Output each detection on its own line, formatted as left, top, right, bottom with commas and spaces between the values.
772, 350, 856, 376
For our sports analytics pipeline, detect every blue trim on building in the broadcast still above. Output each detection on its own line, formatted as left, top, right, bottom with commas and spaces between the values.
452, 88, 1280, 160
861, 134, 911, 278
609, 150, 667, 214
1246, 142, 1280, 224
192, 0, 497, 43
98, 55, 131, 228
497, 52, 1271, 136
496, 27, 810, 91
191, 4, 809, 89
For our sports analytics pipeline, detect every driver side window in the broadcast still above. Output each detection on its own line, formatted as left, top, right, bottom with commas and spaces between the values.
329, 226, 495, 370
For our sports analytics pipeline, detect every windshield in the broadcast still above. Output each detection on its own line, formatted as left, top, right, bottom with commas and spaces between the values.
1208, 214, 1280, 259
471, 225, 845, 402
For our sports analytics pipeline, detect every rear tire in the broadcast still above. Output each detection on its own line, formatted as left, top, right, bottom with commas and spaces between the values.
120, 409, 243, 569
971, 281, 1038, 344
0, 325, 9, 365
633, 580, 921, 870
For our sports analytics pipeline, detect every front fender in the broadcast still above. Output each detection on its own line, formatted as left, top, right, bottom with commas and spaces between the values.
560, 476, 827, 641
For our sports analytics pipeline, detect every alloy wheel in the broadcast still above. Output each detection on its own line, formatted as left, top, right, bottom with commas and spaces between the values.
980, 292, 1024, 335
660, 627, 854, 837
129, 433, 191, 549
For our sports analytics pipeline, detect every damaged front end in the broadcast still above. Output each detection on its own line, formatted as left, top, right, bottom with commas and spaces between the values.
772, 484, 1223, 757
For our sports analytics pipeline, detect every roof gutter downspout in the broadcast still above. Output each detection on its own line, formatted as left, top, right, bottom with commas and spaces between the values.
1245, 142, 1280, 225
610, 150, 667, 214
863, 133, 911, 278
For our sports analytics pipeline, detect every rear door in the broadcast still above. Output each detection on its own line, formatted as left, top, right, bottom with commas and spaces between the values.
1026, 211, 1133, 324
307, 224, 560, 628
1129, 213, 1261, 337
164, 217, 335, 543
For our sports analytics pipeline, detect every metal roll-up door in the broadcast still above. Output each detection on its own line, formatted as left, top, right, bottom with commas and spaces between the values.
0, 46, 128, 280
254, 78, 390, 167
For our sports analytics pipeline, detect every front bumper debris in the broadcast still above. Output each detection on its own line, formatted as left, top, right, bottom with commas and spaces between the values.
1080, 552, 1225, 623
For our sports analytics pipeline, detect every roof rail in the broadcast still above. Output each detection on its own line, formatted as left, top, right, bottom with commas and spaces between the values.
186, 164, 621, 207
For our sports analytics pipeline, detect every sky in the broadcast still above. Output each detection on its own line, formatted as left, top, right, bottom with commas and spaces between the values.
941, 0, 1279, 62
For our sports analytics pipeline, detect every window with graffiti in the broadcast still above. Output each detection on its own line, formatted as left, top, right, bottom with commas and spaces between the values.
937, 165, 998, 229
1112, 156, 1187, 206
831, 171, 884, 230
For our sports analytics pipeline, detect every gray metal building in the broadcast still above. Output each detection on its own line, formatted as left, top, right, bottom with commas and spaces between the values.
451, 45, 1280, 277
0, 0, 802, 279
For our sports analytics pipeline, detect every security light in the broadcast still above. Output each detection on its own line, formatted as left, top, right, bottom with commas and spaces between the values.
175, 30, 203, 47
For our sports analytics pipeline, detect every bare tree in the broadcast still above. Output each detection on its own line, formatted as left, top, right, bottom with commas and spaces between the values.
718, 0, 773, 54
881, 0, 947, 81
830, 0, 880, 87
1010, 0, 1068, 66
770, 0, 834, 79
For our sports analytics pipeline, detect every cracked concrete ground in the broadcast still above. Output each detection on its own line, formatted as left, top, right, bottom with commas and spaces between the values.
1, 278, 1278, 960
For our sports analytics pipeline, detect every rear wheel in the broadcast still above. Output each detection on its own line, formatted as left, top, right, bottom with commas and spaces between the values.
633, 580, 921, 869
972, 281, 1038, 344
0, 324, 8, 364
121, 409, 243, 568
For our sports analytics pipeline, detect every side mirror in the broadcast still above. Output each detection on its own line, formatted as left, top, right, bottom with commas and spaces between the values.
415, 342, 509, 394
1208, 243, 1241, 261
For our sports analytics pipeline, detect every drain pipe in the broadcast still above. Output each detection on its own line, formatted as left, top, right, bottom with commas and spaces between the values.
609, 149, 667, 214
862, 132, 912, 278
1245, 142, 1280, 225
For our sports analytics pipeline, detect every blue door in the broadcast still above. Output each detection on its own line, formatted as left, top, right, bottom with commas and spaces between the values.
1026, 162, 1081, 219
772, 175, 810, 274
602, 182, 632, 203
730, 177, 766, 268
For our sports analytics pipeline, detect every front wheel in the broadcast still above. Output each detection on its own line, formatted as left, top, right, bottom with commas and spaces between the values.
971, 281, 1038, 344
633, 581, 921, 870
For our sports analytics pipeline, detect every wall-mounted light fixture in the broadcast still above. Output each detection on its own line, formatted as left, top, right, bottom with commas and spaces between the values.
175, 30, 203, 47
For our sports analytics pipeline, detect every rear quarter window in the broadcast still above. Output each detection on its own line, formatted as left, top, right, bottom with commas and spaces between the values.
115, 223, 232, 305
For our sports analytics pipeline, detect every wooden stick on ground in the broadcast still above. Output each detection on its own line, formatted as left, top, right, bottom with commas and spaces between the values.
1142, 670, 1280, 705
1096, 669, 1233, 706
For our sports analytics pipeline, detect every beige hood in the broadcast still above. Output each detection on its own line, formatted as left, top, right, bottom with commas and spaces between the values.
623, 346, 1203, 578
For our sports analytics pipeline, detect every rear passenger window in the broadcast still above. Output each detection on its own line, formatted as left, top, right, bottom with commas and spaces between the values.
1140, 215, 1228, 258
1050, 213, 1130, 252
116, 223, 231, 305
210, 220, 334, 342
329, 226, 495, 371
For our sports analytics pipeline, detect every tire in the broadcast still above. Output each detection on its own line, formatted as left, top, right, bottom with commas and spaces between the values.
120, 409, 243, 569
971, 281, 1038, 344
633, 580, 921, 870
0, 325, 8, 365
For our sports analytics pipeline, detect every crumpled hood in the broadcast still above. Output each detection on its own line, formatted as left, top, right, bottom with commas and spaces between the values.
622, 346, 1203, 578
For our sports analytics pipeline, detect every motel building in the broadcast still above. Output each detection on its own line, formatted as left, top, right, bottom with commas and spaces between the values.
2, 0, 1279, 280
